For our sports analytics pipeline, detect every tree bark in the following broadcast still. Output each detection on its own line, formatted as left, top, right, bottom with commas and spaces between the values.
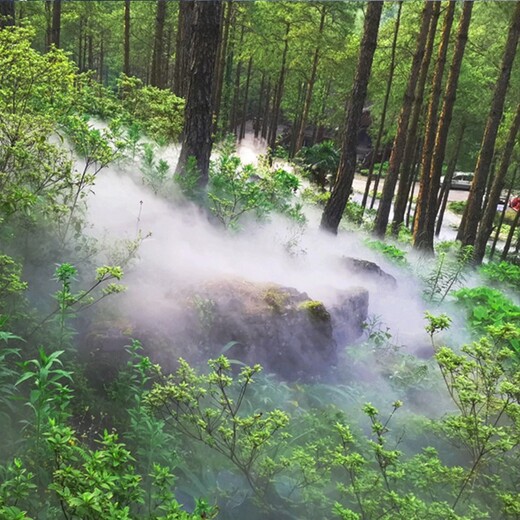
295, 4, 327, 155
414, 0, 473, 250
474, 103, 520, 263
151, 0, 167, 88
174, 1, 194, 97
213, 0, 232, 129
435, 121, 466, 236
501, 205, 520, 261
230, 25, 245, 134
261, 79, 271, 140
491, 166, 518, 259
239, 56, 253, 140
268, 22, 290, 151
50, 0, 62, 48
175, 0, 222, 187
393, 0, 444, 238
124, 0, 131, 76
254, 72, 266, 138
361, 0, 402, 212
373, 1, 435, 238
458, 1, 520, 246
320, 1, 383, 234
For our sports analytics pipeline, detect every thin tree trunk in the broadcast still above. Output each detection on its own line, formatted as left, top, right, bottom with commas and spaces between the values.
50, 0, 61, 48
435, 121, 466, 236
474, 102, 520, 263
491, 166, 518, 259
290, 82, 306, 156
268, 22, 290, 151
88, 33, 93, 71
174, 1, 194, 97
254, 72, 266, 138
175, 0, 222, 187
320, 1, 383, 234
501, 205, 520, 261
374, 1, 435, 238
123, 0, 130, 75
239, 57, 253, 140
45, 1, 52, 50
314, 79, 331, 145
213, 0, 231, 128
151, 0, 167, 88
99, 37, 104, 83
361, 0, 402, 212
406, 138, 423, 228
393, 0, 444, 238
261, 79, 271, 140
295, 4, 327, 154
230, 26, 245, 135
458, 1, 520, 246
78, 18, 83, 71
415, 0, 473, 250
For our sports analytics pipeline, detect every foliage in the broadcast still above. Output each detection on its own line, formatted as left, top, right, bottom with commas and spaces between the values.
363, 239, 409, 267
207, 144, 304, 229
479, 261, 520, 292
146, 356, 290, 502
452, 286, 520, 346
117, 74, 184, 144
422, 243, 474, 304
447, 201, 467, 216
296, 141, 340, 191
140, 144, 171, 195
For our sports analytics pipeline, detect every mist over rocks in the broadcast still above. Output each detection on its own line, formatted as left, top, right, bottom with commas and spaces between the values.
80, 153, 431, 381
84, 278, 369, 382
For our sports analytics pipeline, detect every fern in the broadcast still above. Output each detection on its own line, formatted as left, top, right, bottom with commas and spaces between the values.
422, 243, 473, 304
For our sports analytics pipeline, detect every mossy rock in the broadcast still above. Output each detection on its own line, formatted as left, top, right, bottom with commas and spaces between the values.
298, 300, 330, 321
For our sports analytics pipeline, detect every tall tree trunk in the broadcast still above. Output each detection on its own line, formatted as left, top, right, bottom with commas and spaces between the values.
361, 0, 402, 212
254, 72, 266, 138
0, 0, 15, 28
99, 37, 104, 83
414, 0, 473, 250
268, 22, 290, 151
501, 205, 520, 261
124, 0, 131, 76
230, 26, 245, 135
320, 1, 383, 234
491, 166, 518, 259
290, 82, 306, 156
175, 0, 222, 187
393, 0, 444, 238
165, 25, 173, 87
435, 121, 466, 236
88, 33, 93, 71
458, 1, 520, 246
261, 79, 271, 140
373, 1, 435, 238
474, 102, 520, 263
151, 0, 167, 88
174, 1, 194, 97
295, 4, 327, 154
50, 0, 61, 48
78, 18, 83, 71
239, 57, 253, 140
45, 1, 52, 49
313, 80, 331, 146
213, 0, 232, 128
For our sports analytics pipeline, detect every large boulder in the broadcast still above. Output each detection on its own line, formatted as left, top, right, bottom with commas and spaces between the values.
342, 256, 397, 288
83, 278, 369, 381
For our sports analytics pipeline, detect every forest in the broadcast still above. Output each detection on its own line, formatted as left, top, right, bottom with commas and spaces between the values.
1, 1, 520, 519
